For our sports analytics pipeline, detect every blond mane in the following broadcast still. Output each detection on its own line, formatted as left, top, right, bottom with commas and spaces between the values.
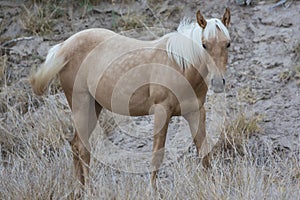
166, 18, 230, 70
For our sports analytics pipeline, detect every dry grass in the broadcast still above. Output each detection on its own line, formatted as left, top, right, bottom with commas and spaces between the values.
0, 74, 299, 199
0, 55, 7, 88
0, 76, 76, 199
210, 112, 262, 159
20, 1, 155, 35
116, 13, 147, 31
20, 2, 65, 35
237, 86, 257, 104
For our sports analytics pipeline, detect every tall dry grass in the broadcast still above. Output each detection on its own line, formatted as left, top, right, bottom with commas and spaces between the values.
0, 75, 299, 199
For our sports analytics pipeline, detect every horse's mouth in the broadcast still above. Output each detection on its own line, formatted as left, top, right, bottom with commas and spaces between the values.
212, 87, 225, 93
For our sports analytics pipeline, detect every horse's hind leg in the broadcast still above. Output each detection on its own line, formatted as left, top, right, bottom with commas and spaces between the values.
71, 133, 89, 185
69, 94, 102, 186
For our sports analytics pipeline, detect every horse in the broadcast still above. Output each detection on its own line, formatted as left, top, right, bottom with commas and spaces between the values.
30, 8, 231, 190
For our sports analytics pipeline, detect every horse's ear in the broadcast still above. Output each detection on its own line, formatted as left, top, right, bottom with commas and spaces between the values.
196, 10, 207, 29
222, 8, 230, 27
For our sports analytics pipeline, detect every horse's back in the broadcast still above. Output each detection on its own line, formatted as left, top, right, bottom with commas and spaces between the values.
76, 31, 170, 115
59, 28, 178, 116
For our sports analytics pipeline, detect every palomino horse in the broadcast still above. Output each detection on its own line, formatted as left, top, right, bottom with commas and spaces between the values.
31, 8, 231, 189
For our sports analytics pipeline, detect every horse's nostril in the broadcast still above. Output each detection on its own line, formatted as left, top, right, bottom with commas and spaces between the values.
211, 79, 214, 86
222, 79, 226, 85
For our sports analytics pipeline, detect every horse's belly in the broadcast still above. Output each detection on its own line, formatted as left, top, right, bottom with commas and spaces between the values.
128, 85, 153, 116
94, 80, 152, 116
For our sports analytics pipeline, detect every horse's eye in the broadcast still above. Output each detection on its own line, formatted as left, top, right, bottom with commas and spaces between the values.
226, 43, 231, 48
202, 44, 207, 49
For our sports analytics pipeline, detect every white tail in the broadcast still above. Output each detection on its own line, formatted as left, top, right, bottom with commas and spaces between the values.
30, 43, 66, 95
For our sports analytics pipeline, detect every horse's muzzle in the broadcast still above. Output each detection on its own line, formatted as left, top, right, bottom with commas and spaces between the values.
211, 77, 225, 93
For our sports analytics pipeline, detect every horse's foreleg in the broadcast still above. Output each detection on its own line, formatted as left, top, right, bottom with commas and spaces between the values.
183, 106, 211, 168
150, 105, 172, 190
70, 96, 102, 186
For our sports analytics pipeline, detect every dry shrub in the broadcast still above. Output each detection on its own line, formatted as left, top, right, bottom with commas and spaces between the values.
210, 112, 262, 160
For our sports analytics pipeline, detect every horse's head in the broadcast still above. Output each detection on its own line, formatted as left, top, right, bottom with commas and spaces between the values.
196, 8, 231, 93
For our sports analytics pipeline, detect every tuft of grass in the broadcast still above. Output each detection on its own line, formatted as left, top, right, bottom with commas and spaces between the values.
294, 64, 300, 85
238, 86, 257, 104
20, 3, 63, 35
113, 10, 157, 33
117, 13, 146, 31
279, 70, 290, 80
293, 42, 300, 60
212, 112, 262, 158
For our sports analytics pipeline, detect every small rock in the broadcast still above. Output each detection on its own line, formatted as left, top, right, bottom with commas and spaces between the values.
137, 143, 146, 149
263, 61, 283, 69
233, 46, 241, 52
253, 37, 260, 43
263, 117, 271, 122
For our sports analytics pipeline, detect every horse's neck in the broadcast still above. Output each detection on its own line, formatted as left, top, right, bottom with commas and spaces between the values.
181, 63, 208, 90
